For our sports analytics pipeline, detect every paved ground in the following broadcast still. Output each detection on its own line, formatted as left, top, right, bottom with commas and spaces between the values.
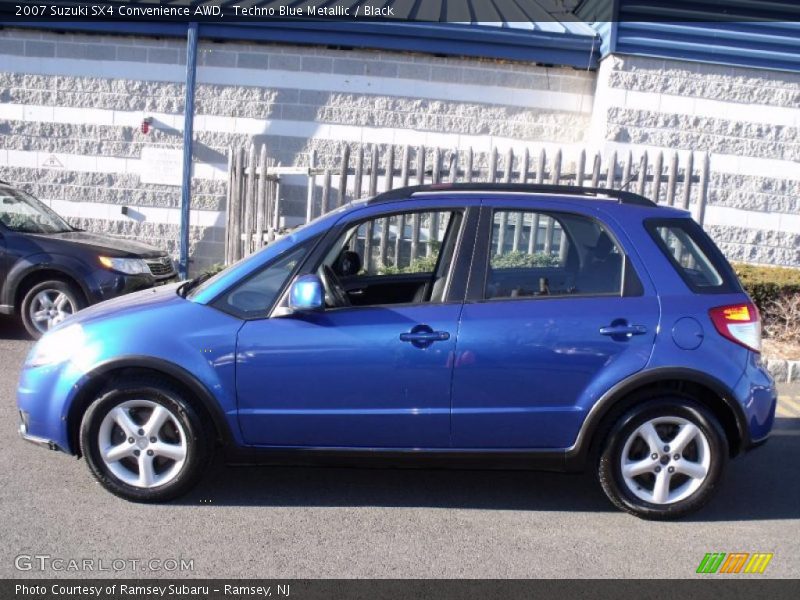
1, 315, 798, 579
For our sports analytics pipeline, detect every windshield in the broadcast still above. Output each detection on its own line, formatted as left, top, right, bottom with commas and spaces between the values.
0, 185, 73, 234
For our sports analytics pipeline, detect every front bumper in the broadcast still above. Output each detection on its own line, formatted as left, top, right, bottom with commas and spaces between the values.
18, 411, 62, 452
89, 270, 178, 304
17, 357, 87, 454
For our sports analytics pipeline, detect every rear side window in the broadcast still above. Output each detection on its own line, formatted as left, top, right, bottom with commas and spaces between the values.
646, 218, 738, 293
485, 210, 629, 299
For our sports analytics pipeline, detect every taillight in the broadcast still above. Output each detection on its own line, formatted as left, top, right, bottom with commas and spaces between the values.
709, 302, 761, 353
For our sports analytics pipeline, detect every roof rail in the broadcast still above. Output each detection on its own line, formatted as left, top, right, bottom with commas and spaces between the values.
367, 183, 657, 207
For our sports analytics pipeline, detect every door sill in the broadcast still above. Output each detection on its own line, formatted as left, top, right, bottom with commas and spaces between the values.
224, 445, 570, 472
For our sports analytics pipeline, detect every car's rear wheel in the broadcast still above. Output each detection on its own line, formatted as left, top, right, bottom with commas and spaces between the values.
20, 279, 85, 339
79, 378, 211, 502
598, 398, 728, 520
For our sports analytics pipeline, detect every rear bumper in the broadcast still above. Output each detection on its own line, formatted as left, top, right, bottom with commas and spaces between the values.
746, 435, 770, 451
735, 353, 778, 451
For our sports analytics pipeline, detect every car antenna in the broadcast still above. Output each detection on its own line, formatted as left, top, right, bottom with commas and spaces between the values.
620, 168, 639, 192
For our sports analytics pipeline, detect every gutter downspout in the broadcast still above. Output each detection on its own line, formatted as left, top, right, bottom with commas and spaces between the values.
179, 22, 199, 279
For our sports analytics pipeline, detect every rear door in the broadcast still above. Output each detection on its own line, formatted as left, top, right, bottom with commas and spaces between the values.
451, 201, 660, 449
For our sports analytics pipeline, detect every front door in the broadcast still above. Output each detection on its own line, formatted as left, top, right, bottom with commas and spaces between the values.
236, 204, 472, 448
237, 303, 460, 447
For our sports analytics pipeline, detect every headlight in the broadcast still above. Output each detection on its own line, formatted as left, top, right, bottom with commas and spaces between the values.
98, 256, 149, 275
26, 324, 85, 368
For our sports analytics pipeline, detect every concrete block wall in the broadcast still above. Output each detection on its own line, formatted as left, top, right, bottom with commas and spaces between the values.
0, 28, 595, 273
590, 54, 800, 267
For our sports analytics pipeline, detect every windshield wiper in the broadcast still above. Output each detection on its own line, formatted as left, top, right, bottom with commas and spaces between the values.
177, 272, 212, 298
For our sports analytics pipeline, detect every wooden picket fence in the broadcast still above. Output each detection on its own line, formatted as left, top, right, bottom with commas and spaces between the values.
225, 142, 709, 265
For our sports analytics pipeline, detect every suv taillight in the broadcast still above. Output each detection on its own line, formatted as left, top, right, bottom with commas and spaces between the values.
709, 302, 761, 353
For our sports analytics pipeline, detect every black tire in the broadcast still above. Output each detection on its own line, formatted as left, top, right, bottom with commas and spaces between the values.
79, 377, 212, 503
598, 397, 728, 520
20, 278, 85, 339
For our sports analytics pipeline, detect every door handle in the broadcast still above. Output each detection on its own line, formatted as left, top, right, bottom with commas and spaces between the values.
599, 322, 647, 338
400, 331, 450, 343
347, 289, 365, 296
400, 325, 450, 349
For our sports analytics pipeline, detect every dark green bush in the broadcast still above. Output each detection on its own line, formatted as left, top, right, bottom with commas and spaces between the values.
732, 263, 800, 316
491, 251, 560, 269
378, 254, 438, 275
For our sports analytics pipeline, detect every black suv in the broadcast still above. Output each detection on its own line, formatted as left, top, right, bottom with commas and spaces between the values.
0, 181, 177, 338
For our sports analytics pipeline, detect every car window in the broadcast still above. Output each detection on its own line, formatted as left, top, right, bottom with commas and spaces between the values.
0, 185, 73, 234
326, 210, 455, 277
313, 209, 461, 308
485, 210, 624, 299
646, 219, 733, 292
216, 240, 313, 317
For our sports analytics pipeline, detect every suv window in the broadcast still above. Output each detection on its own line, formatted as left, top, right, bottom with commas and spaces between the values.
216, 240, 314, 317
319, 209, 461, 307
330, 210, 454, 276
646, 218, 736, 293
485, 210, 624, 299
0, 185, 73, 234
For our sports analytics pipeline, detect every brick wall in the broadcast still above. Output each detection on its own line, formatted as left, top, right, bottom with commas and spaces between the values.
0, 28, 594, 273
591, 55, 800, 267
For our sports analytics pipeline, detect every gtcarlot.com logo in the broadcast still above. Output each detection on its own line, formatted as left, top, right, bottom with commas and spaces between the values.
14, 554, 194, 573
697, 552, 773, 574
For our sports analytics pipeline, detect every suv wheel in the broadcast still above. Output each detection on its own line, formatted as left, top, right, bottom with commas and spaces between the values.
598, 398, 728, 519
20, 279, 85, 338
79, 378, 211, 502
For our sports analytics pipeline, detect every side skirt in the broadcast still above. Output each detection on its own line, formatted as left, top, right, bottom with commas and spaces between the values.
223, 445, 573, 472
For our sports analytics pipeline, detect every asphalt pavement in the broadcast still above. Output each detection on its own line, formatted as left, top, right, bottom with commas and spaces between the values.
1, 315, 798, 579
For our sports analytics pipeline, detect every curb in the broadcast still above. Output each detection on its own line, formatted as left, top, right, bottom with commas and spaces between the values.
765, 359, 800, 383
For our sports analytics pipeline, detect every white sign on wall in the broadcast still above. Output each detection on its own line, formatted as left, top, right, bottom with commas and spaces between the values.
139, 147, 184, 187
41, 154, 64, 169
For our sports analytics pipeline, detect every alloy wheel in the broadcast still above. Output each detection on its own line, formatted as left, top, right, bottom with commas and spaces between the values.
29, 289, 77, 333
619, 416, 711, 505
97, 400, 188, 489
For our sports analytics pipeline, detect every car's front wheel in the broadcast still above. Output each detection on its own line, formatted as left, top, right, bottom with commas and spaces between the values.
79, 378, 211, 502
598, 398, 728, 519
20, 279, 85, 338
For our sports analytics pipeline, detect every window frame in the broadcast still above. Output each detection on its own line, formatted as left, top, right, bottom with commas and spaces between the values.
210, 236, 321, 320
644, 217, 740, 295
332, 208, 458, 278
269, 204, 478, 315
467, 205, 642, 303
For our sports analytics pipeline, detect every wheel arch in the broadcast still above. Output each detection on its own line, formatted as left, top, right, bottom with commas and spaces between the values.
567, 367, 749, 470
66, 357, 234, 456
11, 264, 90, 311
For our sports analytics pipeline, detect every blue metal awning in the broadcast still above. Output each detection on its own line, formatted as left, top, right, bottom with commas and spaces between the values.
581, 0, 800, 73
2, 19, 600, 68
3, 0, 601, 69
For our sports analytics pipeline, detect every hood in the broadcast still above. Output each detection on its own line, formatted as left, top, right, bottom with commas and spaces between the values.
27, 230, 165, 258
66, 282, 185, 327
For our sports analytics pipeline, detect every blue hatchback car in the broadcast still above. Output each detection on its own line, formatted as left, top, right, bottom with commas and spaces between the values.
17, 183, 776, 518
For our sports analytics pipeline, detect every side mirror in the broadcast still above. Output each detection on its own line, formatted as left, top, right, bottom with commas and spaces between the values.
288, 274, 324, 312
